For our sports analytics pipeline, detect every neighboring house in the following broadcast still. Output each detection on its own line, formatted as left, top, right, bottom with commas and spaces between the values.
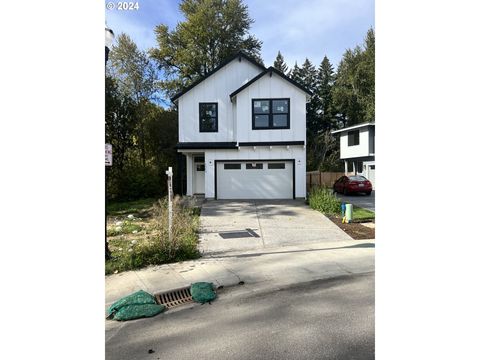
331, 122, 375, 188
172, 52, 312, 200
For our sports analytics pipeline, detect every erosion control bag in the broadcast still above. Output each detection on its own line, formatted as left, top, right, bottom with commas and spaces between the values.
190, 282, 216, 304
107, 290, 165, 321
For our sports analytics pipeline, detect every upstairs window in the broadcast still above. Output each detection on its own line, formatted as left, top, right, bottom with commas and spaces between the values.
199, 103, 218, 132
252, 99, 290, 130
348, 130, 360, 146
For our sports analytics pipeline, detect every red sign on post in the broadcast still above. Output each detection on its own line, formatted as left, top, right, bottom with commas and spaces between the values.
105, 144, 113, 166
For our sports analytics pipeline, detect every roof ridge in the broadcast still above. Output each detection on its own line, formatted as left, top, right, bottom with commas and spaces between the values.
171, 51, 266, 103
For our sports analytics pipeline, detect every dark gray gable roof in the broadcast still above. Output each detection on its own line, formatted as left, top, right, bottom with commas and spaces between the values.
171, 52, 266, 103
229, 67, 314, 100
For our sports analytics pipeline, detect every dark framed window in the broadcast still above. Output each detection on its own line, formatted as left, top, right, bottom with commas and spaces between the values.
252, 98, 290, 130
246, 163, 263, 170
199, 103, 218, 132
194, 156, 205, 163
224, 163, 241, 170
196, 164, 205, 171
348, 130, 360, 146
268, 163, 285, 169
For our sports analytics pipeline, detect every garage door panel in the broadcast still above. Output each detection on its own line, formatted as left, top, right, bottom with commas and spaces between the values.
217, 161, 293, 199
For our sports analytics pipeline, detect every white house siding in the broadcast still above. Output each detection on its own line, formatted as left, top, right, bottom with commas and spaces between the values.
340, 127, 371, 159
203, 146, 306, 199
235, 73, 307, 143
178, 59, 262, 143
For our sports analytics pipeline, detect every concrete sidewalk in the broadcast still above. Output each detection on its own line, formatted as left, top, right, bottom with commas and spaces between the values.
105, 239, 374, 310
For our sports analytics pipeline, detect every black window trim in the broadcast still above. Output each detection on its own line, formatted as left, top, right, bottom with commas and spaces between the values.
199, 102, 218, 133
252, 98, 290, 130
267, 162, 286, 170
224, 163, 241, 170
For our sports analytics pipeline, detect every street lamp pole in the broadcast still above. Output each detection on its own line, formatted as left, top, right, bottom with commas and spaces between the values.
105, 26, 114, 260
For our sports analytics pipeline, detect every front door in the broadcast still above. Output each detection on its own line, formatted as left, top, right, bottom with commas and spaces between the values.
194, 162, 205, 194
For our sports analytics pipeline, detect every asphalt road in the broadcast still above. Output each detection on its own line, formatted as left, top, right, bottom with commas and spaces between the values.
106, 273, 375, 360
335, 190, 375, 212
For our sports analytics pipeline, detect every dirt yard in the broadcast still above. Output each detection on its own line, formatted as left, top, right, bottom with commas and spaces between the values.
327, 216, 375, 240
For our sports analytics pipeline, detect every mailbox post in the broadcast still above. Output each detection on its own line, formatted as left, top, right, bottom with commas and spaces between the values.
165, 166, 173, 241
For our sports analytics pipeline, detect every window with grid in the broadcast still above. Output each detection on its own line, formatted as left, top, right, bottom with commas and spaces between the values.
252, 99, 290, 129
199, 103, 218, 132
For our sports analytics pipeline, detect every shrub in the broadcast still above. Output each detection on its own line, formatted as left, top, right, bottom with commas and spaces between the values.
308, 186, 342, 215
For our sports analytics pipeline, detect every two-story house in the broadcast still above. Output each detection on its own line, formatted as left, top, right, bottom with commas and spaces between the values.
172, 52, 312, 200
331, 122, 375, 188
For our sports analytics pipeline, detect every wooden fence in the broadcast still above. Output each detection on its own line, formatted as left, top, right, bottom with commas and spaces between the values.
306, 171, 354, 192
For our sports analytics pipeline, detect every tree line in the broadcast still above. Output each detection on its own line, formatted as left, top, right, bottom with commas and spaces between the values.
273, 28, 374, 171
106, 0, 374, 201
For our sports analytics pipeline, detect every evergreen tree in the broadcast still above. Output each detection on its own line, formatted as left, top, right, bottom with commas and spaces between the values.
317, 56, 336, 130
288, 61, 301, 81
273, 51, 288, 73
333, 28, 375, 126
151, 0, 263, 98
299, 58, 320, 140
308, 55, 340, 171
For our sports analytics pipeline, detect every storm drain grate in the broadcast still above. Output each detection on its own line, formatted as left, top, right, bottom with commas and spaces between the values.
219, 228, 260, 239
155, 287, 193, 309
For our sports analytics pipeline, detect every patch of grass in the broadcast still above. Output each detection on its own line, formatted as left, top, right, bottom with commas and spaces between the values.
353, 206, 375, 221
107, 219, 144, 237
308, 187, 375, 221
308, 186, 342, 215
107, 198, 156, 216
105, 197, 201, 275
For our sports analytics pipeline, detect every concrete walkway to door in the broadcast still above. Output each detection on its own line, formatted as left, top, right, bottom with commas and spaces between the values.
198, 200, 353, 255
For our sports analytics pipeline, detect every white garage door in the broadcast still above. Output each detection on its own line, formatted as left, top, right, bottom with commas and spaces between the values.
216, 161, 293, 199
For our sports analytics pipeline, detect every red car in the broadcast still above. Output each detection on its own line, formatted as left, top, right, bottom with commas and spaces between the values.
333, 175, 372, 196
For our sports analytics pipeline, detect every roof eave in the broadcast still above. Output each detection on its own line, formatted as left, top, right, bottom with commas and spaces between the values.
229, 67, 313, 101
331, 122, 376, 134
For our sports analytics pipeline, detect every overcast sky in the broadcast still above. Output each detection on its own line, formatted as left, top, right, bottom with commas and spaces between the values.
105, 0, 374, 69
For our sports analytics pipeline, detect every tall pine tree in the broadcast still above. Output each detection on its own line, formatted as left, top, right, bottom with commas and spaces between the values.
288, 61, 301, 80
299, 58, 320, 142
273, 51, 288, 73
317, 56, 336, 130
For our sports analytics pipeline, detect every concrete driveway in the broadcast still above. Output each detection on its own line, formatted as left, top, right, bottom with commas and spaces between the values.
335, 190, 375, 212
198, 200, 352, 254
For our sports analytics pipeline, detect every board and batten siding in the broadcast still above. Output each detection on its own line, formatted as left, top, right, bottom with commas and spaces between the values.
178, 59, 262, 143
339, 127, 372, 159
235, 73, 307, 143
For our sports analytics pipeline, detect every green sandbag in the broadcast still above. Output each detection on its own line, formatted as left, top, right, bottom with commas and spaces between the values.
190, 282, 216, 304
107, 290, 165, 321
112, 303, 164, 321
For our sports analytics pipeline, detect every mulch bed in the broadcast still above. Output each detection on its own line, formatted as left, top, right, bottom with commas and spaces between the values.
327, 215, 375, 240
